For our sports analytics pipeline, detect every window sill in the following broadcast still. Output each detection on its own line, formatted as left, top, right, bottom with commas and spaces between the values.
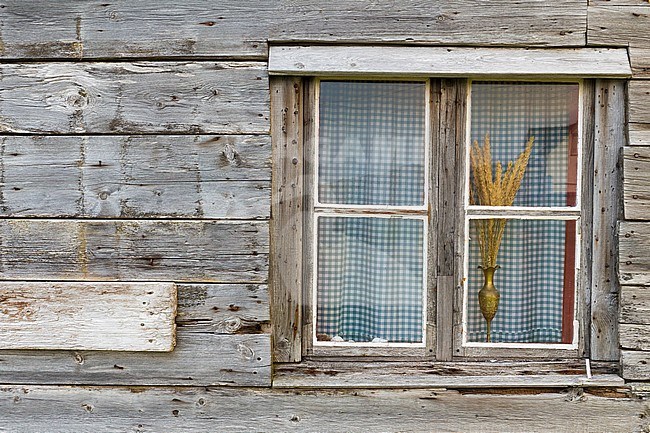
272, 360, 624, 389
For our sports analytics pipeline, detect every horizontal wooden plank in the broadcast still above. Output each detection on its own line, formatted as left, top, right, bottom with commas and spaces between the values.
619, 221, 650, 285
0, 62, 269, 134
274, 360, 623, 389
1, 385, 646, 433
624, 146, 650, 220
0, 282, 176, 351
588, 6, 650, 77
0, 1, 587, 61
177, 284, 269, 335
629, 81, 650, 125
629, 123, 650, 146
269, 46, 631, 78
621, 285, 650, 324
590, 0, 650, 4
621, 350, 650, 380
0, 332, 270, 386
0, 220, 268, 283
620, 324, 650, 350
0, 135, 270, 218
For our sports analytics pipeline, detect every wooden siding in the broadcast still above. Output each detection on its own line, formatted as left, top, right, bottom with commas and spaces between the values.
1, 385, 648, 433
0, 282, 176, 351
0, 1, 587, 61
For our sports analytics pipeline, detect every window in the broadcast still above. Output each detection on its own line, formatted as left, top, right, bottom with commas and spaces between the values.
269, 46, 630, 368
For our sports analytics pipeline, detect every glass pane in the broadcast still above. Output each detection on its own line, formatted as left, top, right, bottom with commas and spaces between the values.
466, 218, 576, 343
470, 82, 580, 207
318, 81, 426, 206
316, 216, 424, 343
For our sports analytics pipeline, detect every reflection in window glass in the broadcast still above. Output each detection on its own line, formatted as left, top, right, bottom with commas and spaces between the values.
318, 81, 426, 207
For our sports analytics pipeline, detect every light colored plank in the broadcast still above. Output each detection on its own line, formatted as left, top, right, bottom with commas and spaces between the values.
0, 332, 270, 386
588, 6, 650, 77
630, 123, 650, 146
590, 0, 650, 5
0, 1, 586, 61
621, 285, 650, 325
624, 146, 650, 220
620, 324, 650, 350
177, 284, 269, 335
0, 135, 270, 218
0, 282, 175, 351
621, 350, 650, 380
620, 222, 650, 285
591, 79, 624, 361
2, 385, 647, 433
0, 62, 269, 134
269, 77, 303, 363
630, 81, 650, 125
0, 219, 268, 283
269, 46, 631, 78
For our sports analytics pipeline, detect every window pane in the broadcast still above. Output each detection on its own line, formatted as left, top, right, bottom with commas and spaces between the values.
318, 81, 426, 206
470, 82, 579, 207
466, 218, 576, 343
316, 216, 424, 343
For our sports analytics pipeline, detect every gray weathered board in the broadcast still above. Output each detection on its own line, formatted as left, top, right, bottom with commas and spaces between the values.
0, 62, 269, 134
621, 350, 650, 381
0, 282, 176, 351
269, 46, 631, 78
1, 386, 647, 433
0, 219, 268, 283
624, 146, 650, 220
620, 222, 650, 286
0, 0, 587, 60
0, 135, 270, 219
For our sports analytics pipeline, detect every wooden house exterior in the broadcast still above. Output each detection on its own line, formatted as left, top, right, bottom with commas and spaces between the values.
1, 1, 650, 431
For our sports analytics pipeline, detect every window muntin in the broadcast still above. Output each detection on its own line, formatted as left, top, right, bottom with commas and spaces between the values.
313, 80, 429, 346
463, 81, 582, 348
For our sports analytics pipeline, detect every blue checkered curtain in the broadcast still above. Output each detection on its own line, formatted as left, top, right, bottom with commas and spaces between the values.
467, 82, 579, 343
317, 216, 424, 343
318, 81, 426, 206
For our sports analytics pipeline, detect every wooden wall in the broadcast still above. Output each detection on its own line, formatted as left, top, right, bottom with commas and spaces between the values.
588, 0, 650, 382
1, 1, 650, 430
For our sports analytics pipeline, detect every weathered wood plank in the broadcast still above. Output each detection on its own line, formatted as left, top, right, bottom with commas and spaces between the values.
0, 333, 270, 386
177, 284, 269, 335
629, 81, 650, 125
0, 135, 270, 219
620, 324, 650, 350
0, 62, 269, 134
591, 80, 624, 361
624, 146, 650, 220
0, 1, 587, 61
0, 220, 268, 283
620, 222, 650, 285
269, 46, 631, 78
630, 123, 650, 146
621, 286, 650, 325
0, 282, 176, 351
588, 6, 650, 77
621, 350, 650, 380
2, 385, 647, 433
590, 0, 650, 4
269, 77, 303, 363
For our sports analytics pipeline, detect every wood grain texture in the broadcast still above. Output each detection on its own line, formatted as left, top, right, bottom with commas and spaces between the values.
629, 81, 650, 125
0, 219, 268, 283
621, 285, 650, 325
624, 146, 650, 220
0, 1, 587, 61
269, 46, 631, 78
591, 80, 624, 361
620, 324, 650, 350
588, 6, 650, 77
0, 282, 176, 351
621, 350, 650, 380
2, 385, 647, 433
620, 222, 650, 285
0, 135, 270, 219
0, 332, 270, 386
0, 62, 269, 134
630, 123, 650, 146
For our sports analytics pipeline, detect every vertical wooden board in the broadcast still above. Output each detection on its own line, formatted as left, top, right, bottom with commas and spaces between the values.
0, 282, 176, 351
0, 219, 268, 283
620, 221, 650, 285
0, 62, 269, 134
0, 333, 270, 386
591, 80, 624, 361
269, 76, 303, 363
623, 146, 650, 220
